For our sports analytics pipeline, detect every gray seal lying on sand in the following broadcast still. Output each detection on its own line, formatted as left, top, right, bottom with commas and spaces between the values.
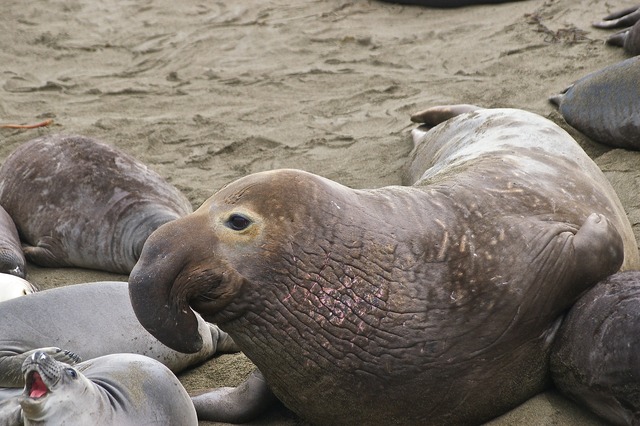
129, 106, 637, 425
0, 134, 193, 274
551, 271, 640, 426
0, 281, 237, 389
592, 5, 640, 56
549, 56, 640, 150
5, 351, 197, 426
379, 0, 526, 7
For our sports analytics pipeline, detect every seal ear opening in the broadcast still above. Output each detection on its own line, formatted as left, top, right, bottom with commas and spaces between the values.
129, 269, 203, 354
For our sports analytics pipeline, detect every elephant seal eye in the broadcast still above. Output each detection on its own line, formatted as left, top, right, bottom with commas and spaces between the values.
65, 368, 77, 379
226, 214, 252, 231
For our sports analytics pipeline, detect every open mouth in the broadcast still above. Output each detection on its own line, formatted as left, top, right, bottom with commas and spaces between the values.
26, 372, 49, 399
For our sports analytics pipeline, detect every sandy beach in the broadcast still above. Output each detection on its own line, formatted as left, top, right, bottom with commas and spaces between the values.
2, 0, 639, 424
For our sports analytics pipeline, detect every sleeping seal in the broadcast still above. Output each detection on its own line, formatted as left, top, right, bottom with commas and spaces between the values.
129, 106, 636, 425
0, 134, 193, 274
0, 281, 237, 389
549, 57, 640, 150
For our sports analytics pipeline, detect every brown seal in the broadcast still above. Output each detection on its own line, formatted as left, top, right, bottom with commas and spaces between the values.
551, 271, 640, 426
0, 134, 193, 274
129, 107, 636, 425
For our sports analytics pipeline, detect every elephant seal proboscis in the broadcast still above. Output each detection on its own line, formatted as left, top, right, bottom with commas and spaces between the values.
0, 275, 37, 303
549, 56, 640, 150
592, 5, 640, 56
129, 106, 637, 425
17, 351, 197, 426
551, 271, 640, 426
0, 281, 238, 389
0, 134, 193, 274
0, 206, 25, 279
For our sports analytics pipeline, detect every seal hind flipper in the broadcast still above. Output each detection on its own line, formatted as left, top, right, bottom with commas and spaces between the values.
592, 6, 640, 29
410, 104, 481, 126
606, 28, 631, 47
22, 237, 70, 268
0, 347, 81, 387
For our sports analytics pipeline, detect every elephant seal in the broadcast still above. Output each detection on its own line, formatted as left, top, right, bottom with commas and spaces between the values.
0, 207, 25, 279
0, 134, 193, 274
17, 350, 197, 426
593, 6, 640, 56
0, 281, 237, 389
551, 271, 640, 426
0, 275, 37, 302
129, 106, 637, 425
549, 56, 640, 150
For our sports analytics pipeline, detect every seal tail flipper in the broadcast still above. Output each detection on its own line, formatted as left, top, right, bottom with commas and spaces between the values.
606, 28, 630, 47
548, 84, 573, 108
410, 104, 481, 126
207, 324, 240, 353
592, 6, 640, 29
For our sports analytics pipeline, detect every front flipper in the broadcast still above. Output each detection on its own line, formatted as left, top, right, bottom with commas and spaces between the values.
191, 369, 277, 423
22, 237, 70, 268
0, 347, 81, 387
592, 6, 640, 29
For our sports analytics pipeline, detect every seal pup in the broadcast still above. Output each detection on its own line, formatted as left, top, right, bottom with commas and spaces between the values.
0, 281, 238, 389
0, 275, 37, 302
0, 207, 25, 279
551, 271, 640, 426
549, 56, 640, 150
593, 5, 640, 55
19, 350, 197, 426
129, 106, 635, 425
0, 134, 193, 274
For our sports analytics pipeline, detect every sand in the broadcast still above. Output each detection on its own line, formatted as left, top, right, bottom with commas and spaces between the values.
2, 0, 638, 424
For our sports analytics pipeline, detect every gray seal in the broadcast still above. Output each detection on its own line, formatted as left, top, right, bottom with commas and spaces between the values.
379, 0, 526, 7
0, 134, 193, 274
16, 350, 197, 425
129, 107, 636, 425
592, 6, 640, 56
549, 56, 640, 150
0, 281, 237, 389
551, 271, 640, 426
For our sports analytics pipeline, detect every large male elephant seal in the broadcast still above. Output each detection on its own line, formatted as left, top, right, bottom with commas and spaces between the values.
0, 281, 237, 389
129, 106, 637, 425
551, 271, 640, 426
0, 207, 25, 279
592, 5, 640, 56
0, 134, 193, 274
10, 351, 197, 425
549, 56, 640, 150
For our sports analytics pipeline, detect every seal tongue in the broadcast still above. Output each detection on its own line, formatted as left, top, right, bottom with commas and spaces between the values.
29, 372, 48, 398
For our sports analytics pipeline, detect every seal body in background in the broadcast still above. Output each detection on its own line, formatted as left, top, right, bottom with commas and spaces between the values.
0, 134, 193, 274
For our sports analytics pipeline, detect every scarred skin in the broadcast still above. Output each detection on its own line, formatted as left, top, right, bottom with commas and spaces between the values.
551, 271, 640, 426
0, 134, 193, 274
129, 108, 636, 425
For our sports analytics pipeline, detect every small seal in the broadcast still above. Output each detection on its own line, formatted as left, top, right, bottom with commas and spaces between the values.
549, 56, 640, 150
0, 134, 193, 274
592, 5, 640, 56
0, 281, 238, 389
130, 107, 636, 425
19, 350, 197, 425
551, 271, 640, 426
